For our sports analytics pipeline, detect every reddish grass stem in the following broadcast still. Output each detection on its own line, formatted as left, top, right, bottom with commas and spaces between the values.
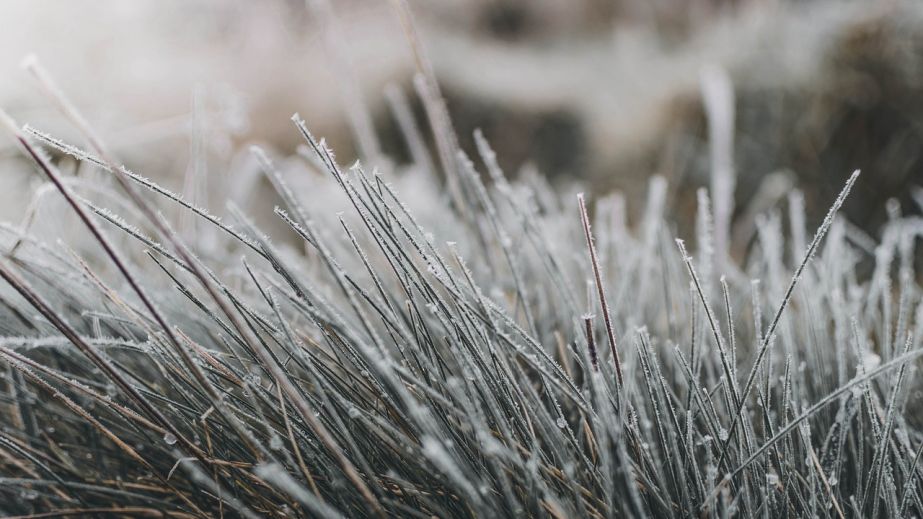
578, 193, 623, 386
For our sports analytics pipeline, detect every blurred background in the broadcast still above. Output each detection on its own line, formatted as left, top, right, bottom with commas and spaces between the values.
2, 0, 923, 242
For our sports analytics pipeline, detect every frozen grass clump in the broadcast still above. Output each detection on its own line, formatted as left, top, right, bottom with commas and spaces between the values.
1, 67, 923, 519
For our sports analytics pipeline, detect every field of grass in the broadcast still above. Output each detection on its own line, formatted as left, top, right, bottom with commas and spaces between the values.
1, 47, 923, 519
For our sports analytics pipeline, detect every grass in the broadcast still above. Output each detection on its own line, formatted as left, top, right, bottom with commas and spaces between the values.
0, 57, 922, 519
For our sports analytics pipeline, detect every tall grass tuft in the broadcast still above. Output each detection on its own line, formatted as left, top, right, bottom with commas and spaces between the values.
1, 59, 923, 519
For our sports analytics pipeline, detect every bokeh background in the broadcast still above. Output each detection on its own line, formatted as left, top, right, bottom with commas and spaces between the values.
2, 0, 923, 243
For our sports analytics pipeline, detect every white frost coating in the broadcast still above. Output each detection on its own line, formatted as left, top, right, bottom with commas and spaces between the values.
0, 107, 22, 137
861, 352, 881, 370
701, 65, 735, 272
696, 188, 714, 287
163, 432, 177, 445
422, 436, 483, 506
788, 190, 807, 263
255, 462, 345, 519
269, 435, 284, 450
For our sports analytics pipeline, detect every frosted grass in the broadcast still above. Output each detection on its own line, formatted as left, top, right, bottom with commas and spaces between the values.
0, 62, 921, 519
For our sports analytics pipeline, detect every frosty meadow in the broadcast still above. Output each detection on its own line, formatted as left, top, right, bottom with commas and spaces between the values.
1, 25, 923, 519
